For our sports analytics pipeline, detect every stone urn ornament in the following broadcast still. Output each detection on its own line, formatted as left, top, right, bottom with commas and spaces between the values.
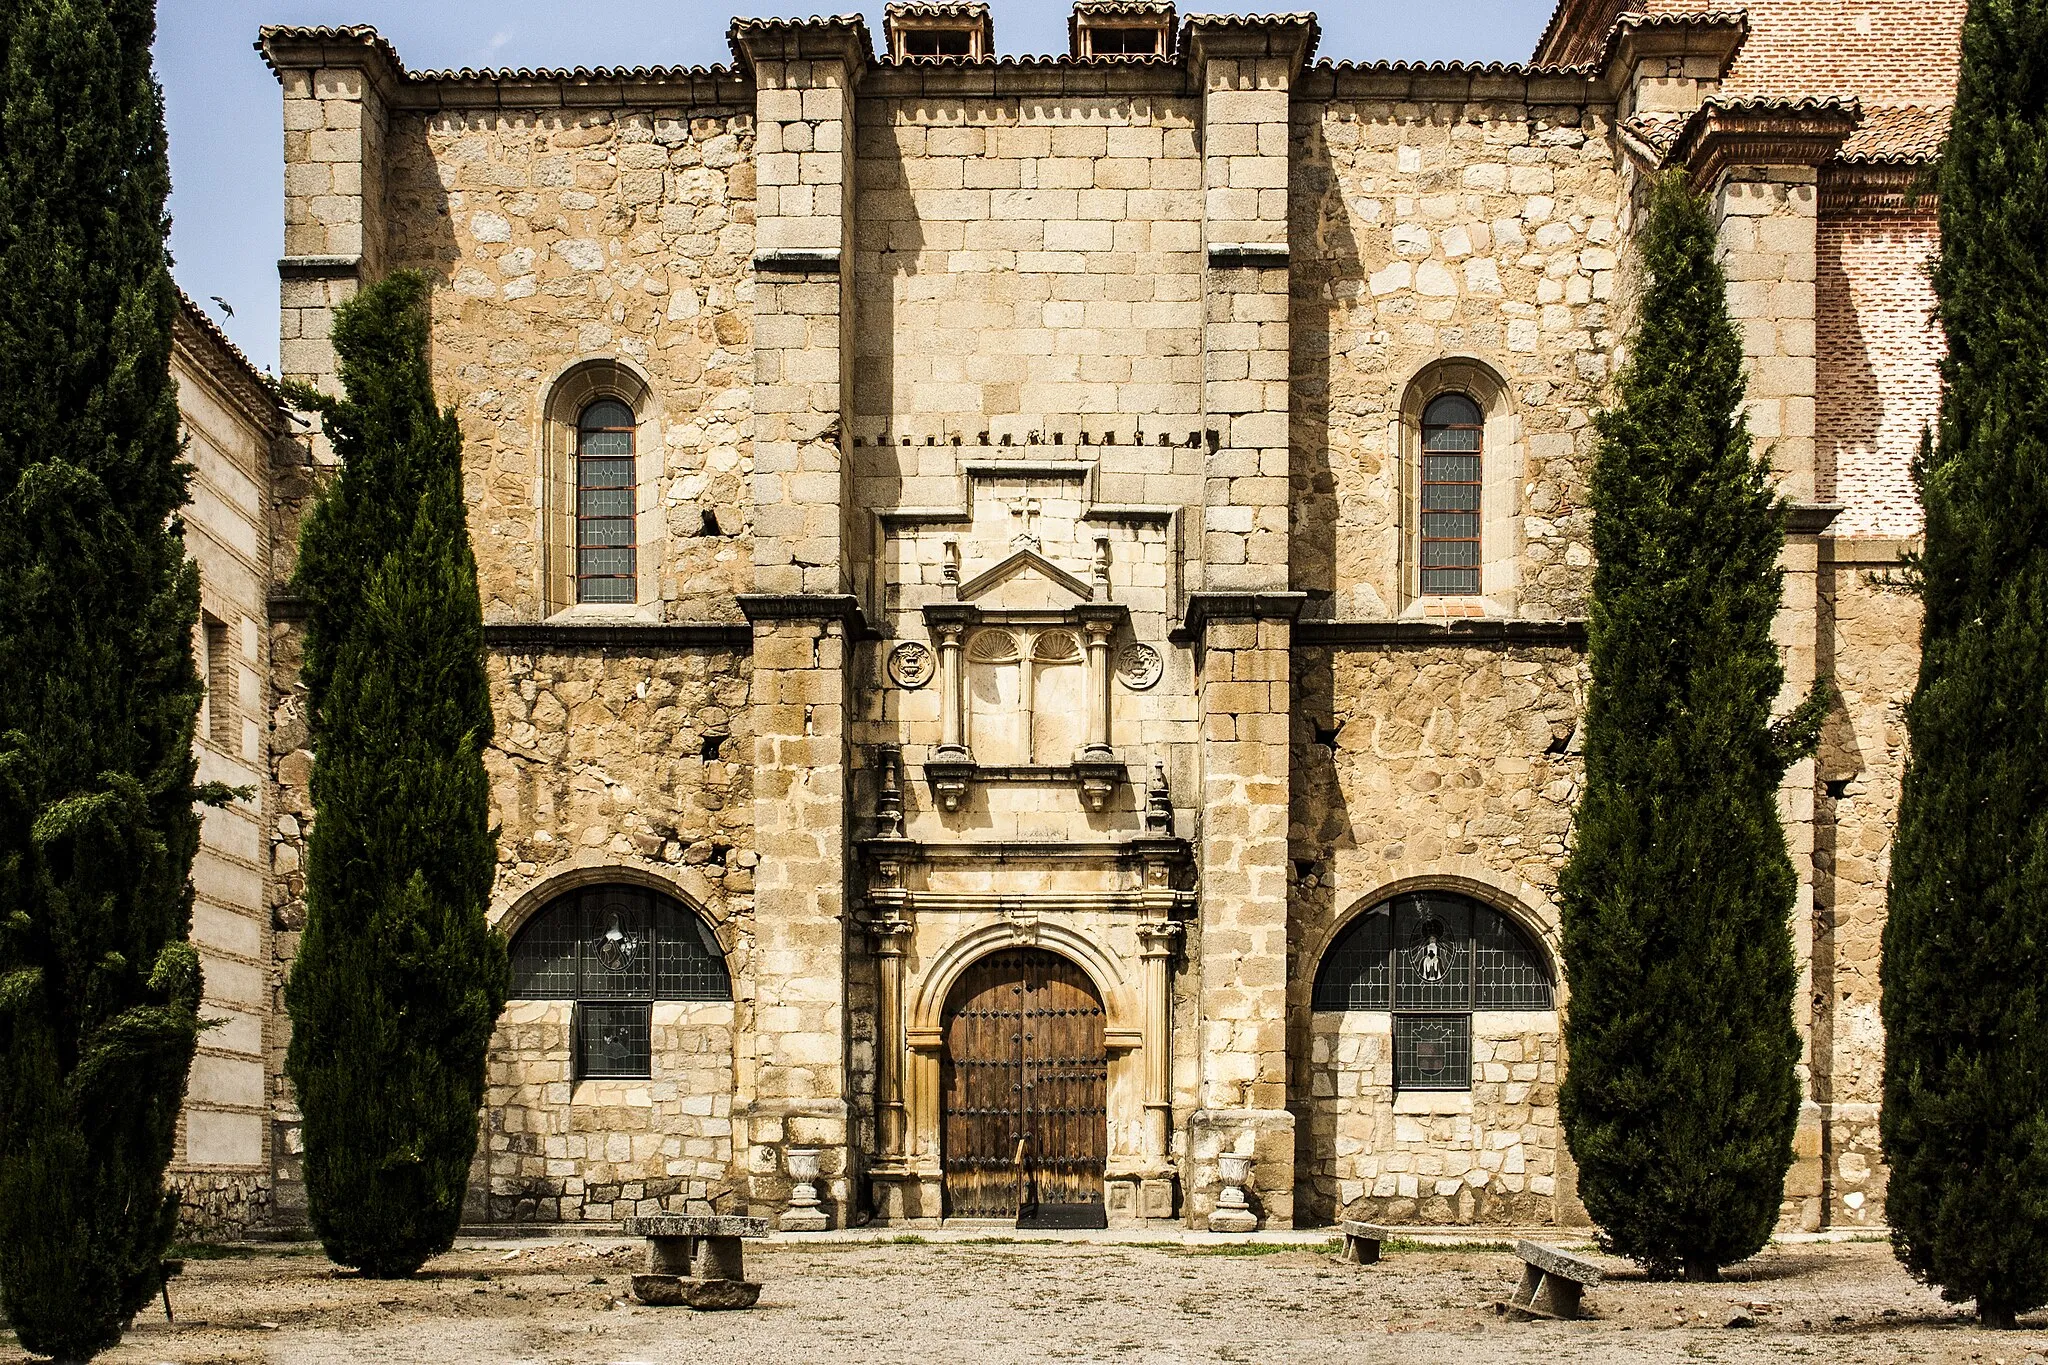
780, 1147, 829, 1232
1209, 1152, 1257, 1232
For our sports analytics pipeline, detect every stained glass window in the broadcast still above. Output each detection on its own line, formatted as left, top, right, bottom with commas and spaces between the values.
576, 398, 637, 604
509, 884, 731, 1080
1420, 392, 1483, 595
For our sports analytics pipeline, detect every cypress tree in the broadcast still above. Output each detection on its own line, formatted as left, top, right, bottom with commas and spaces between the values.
1558, 171, 1823, 1282
0, 0, 210, 1358
283, 271, 507, 1279
1880, 0, 2048, 1330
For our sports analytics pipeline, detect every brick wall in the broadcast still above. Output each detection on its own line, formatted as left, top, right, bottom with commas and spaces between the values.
1720, 0, 1964, 105
1817, 210, 1940, 539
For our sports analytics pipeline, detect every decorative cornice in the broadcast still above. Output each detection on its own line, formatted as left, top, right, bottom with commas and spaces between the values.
1174, 590, 1307, 642
1820, 163, 1938, 214
258, 23, 749, 110
1208, 242, 1289, 267
482, 622, 752, 650
738, 593, 873, 633
1180, 13, 1319, 73
1676, 95, 1861, 188
1296, 618, 1589, 648
754, 247, 843, 272
278, 255, 363, 279
1596, 11, 1748, 97
173, 292, 287, 434
728, 15, 875, 78
1785, 503, 1846, 535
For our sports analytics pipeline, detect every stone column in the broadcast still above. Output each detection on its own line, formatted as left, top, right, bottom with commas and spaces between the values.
1179, 14, 1315, 1232
934, 621, 967, 759
1137, 922, 1181, 1162
874, 917, 913, 1158
1684, 102, 1854, 1231
731, 15, 869, 1231
1082, 619, 1115, 759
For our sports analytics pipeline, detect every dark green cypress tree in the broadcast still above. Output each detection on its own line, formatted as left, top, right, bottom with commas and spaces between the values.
283, 271, 507, 1279
1880, 0, 2048, 1331
0, 0, 210, 1358
1558, 171, 1823, 1282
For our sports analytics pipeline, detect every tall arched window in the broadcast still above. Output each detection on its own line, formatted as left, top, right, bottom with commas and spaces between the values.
1420, 393, 1484, 595
576, 399, 638, 604
509, 884, 731, 1080
1312, 891, 1553, 1091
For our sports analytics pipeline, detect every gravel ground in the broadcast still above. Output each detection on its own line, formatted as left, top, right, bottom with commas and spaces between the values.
7, 1236, 2045, 1365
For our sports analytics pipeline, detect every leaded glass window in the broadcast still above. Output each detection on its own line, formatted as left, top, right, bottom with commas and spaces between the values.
508, 884, 731, 1080
1312, 891, 1554, 1091
576, 398, 637, 604
1420, 392, 1483, 595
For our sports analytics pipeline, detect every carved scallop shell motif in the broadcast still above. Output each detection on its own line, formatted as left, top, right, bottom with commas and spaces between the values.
886, 641, 935, 688
1116, 643, 1163, 690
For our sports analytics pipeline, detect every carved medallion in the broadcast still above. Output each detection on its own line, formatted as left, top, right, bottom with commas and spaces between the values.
1116, 643, 1163, 691
887, 641, 935, 689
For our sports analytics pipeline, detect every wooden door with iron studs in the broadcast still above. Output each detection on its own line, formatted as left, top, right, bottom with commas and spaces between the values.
941, 948, 1108, 1227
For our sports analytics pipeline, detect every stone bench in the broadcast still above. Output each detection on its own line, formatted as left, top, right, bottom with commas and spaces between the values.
1504, 1239, 1603, 1321
624, 1214, 771, 1310
1338, 1221, 1397, 1265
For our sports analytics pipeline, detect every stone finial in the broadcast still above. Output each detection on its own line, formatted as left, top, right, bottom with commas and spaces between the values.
874, 743, 906, 839
1146, 758, 1173, 834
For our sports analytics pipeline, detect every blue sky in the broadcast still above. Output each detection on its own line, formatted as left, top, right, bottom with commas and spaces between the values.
157, 0, 1558, 373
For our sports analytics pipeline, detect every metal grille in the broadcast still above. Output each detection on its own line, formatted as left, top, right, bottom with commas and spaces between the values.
509, 885, 732, 1078
1395, 896, 1472, 1010
510, 905, 580, 998
1421, 393, 1483, 596
576, 1001, 652, 1079
576, 398, 637, 604
1394, 1014, 1472, 1090
1475, 907, 1555, 1009
656, 903, 733, 1001
1311, 905, 1392, 1010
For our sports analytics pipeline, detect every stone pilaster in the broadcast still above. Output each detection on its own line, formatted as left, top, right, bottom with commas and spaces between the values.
1684, 99, 1854, 1231
1190, 17, 1308, 593
733, 17, 865, 598
258, 26, 399, 399
1181, 15, 1313, 1231
732, 15, 868, 1231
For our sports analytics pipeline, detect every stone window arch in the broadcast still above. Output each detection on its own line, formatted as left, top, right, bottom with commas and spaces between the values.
1311, 890, 1553, 1092
541, 358, 661, 617
1398, 359, 1522, 616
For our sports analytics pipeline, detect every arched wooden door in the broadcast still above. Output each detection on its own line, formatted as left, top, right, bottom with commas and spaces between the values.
941, 948, 1108, 1222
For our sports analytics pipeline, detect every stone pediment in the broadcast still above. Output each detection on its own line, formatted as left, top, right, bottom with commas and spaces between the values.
956, 548, 1095, 611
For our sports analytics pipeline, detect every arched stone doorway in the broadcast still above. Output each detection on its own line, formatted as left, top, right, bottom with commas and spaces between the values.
940, 947, 1107, 1223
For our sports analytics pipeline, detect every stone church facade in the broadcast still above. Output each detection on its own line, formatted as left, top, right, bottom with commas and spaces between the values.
184, 0, 1956, 1235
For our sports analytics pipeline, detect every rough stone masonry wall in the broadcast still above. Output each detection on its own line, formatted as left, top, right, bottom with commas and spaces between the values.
482, 643, 759, 1224
1290, 90, 1621, 620
1814, 546, 1921, 1227
379, 102, 757, 622
1290, 643, 1586, 1225
268, 641, 757, 1226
